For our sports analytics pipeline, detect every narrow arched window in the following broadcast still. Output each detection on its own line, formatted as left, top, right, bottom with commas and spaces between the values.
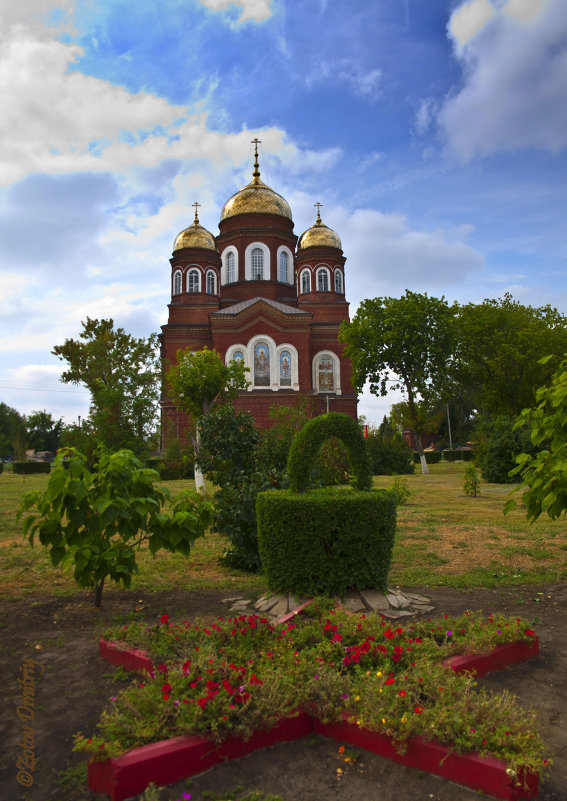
227, 251, 235, 284
251, 248, 264, 280
301, 270, 311, 294
279, 251, 288, 283
280, 350, 291, 386
317, 268, 329, 292
334, 269, 343, 293
206, 271, 215, 295
173, 270, 182, 295
187, 269, 200, 293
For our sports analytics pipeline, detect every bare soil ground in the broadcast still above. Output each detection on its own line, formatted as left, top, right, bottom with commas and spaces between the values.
0, 585, 565, 801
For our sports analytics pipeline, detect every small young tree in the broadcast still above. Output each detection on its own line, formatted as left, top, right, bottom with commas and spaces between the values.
463, 464, 481, 497
165, 347, 249, 493
505, 356, 567, 521
19, 448, 213, 607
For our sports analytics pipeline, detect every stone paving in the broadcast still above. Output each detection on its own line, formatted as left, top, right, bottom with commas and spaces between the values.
222, 588, 435, 621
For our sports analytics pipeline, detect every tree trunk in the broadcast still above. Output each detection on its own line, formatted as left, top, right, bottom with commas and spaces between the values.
414, 431, 429, 475
94, 577, 105, 608
193, 426, 206, 495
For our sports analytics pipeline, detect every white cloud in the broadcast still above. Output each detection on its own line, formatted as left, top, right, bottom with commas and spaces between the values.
450, 0, 496, 45
197, 0, 273, 24
307, 59, 382, 101
440, 0, 567, 159
0, 23, 295, 186
334, 208, 484, 302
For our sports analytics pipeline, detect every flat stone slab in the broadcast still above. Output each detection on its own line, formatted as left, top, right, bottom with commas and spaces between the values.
359, 590, 390, 611
387, 592, 411, 609
342, 593, 366, 612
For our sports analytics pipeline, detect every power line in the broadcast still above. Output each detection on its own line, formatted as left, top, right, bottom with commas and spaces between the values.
0, 382, 90, 396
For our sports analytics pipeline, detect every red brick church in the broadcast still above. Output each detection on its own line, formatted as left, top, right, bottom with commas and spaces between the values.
160, 142, 357, 448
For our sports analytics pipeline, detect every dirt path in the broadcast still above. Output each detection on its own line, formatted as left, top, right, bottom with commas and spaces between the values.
0, 585, 565, 801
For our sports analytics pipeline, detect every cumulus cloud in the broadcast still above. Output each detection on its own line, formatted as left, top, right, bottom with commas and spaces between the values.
0, 23, 295, 186
197, 0, 273, 24
439, 0, 567, 159
333, 208, 484, 303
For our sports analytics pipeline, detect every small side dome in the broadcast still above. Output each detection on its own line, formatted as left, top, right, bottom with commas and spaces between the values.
173, 205, 217, 252
298, 206, 342, 251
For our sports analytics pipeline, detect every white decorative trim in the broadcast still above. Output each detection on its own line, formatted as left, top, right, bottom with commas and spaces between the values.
206, 269, 217, 295
220, 246, 239, 285
299, 268, 311, 295
276, 245, 294, 284
312, 350, 341, 394
225, 337, 299, 392
334, 267, 343, 294
244, 242, 270, 281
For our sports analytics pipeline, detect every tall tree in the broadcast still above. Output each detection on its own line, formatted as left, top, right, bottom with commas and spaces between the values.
52, 318, 160, 454
456, 294, 567, 417
339, 290, 457, 473
26, 410, 64, 453
165, 346, 250, 492
0, 402, 27, 458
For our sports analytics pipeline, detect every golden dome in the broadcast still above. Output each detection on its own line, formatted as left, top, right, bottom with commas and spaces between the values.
220, 141, 292, 221
173, 206, 217, 252
298, 206, 342, 251
221, 179, 292, 221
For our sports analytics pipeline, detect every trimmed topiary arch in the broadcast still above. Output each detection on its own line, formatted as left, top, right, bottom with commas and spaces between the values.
257, 412, 396, 597
287, 412, 372, 493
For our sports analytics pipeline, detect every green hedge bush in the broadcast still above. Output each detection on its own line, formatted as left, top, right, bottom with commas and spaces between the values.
257, 487, 397, 596
443, 449, 475, 462
412, 450, 442, 464
13, 461, 51, 475
365, 434, 415, 475
287, 412, 372, 493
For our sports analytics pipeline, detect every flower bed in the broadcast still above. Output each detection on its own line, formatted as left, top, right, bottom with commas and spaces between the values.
80, 605, 545, 801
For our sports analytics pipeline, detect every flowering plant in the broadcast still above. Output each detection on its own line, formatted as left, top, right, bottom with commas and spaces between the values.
75, 604, 547, 780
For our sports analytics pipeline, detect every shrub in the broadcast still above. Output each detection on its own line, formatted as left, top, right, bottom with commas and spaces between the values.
157, 459, 194, 481
310, 436, 351, 486
475, 416, 534, 484
389, 475, 411, 505
463, 464, 481, 497
366, 433, 415, 475
412, 450, 442, 464
0, 462, 3, 475
257, 488, 397, 596
13, 461, 51, 474
287, 413, 372, 493
443, 449, 475, 462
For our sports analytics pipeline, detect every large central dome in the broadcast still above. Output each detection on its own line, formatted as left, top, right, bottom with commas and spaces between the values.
220, 147, 292, 222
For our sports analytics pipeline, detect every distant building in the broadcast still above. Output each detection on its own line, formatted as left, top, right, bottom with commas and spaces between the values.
160, 141, 357, 449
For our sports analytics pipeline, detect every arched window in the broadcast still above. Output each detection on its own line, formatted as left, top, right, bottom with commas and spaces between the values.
253, 341, 270, 386
279, 251, 288, 283
317, 267, 330, 292
227, 251, 235, 284
173, 270, 182, 295
301, 270, 311, 294
206, 270, 216, 295
251, 248, 264, 280
334, 269, 343, 294
187, 269, 200, 293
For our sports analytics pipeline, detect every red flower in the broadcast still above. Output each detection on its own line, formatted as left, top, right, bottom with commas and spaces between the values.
525, 629, 536, 636
398, 690, 406, 697
414, 706, 425, 714
385, 677, 395, 685
160, 614, 169, 625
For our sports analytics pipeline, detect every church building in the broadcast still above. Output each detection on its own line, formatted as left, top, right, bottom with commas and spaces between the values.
160, 141, 357, 447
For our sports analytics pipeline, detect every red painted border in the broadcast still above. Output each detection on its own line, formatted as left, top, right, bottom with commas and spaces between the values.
88, 712, 313, 801
99, 639, 154, 674
445, 638, 539, 677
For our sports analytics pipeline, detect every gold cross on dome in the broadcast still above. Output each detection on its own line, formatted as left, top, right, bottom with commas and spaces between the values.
192, 201, 201, 223
314, 202, 323, 223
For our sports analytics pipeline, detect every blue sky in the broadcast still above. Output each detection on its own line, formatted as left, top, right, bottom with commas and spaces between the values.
1, 0, 566, 427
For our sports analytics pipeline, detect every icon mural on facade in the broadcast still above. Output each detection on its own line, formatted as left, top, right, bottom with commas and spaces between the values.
318, 357, 334, 391
280, 351, 291, 386
254, 343, 270, 386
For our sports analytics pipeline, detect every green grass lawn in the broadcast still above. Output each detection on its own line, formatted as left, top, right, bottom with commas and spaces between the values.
1, 462, 565, 600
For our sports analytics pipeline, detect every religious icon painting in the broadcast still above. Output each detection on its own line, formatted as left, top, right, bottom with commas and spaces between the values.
254, 342, 270, 386
280, 350, 291, 386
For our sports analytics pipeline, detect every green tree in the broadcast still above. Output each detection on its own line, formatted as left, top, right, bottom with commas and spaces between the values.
25, 410, 64, 453
19, 448, 213, 607
505, 356, 567, 521
339, 291, 457, 473
365, 417, 415, 476
165, 346, 249, 493
456, 294, 567, 417
0, 402, 27, 458
474, 415, 533, 484
52, 318, 160, 456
